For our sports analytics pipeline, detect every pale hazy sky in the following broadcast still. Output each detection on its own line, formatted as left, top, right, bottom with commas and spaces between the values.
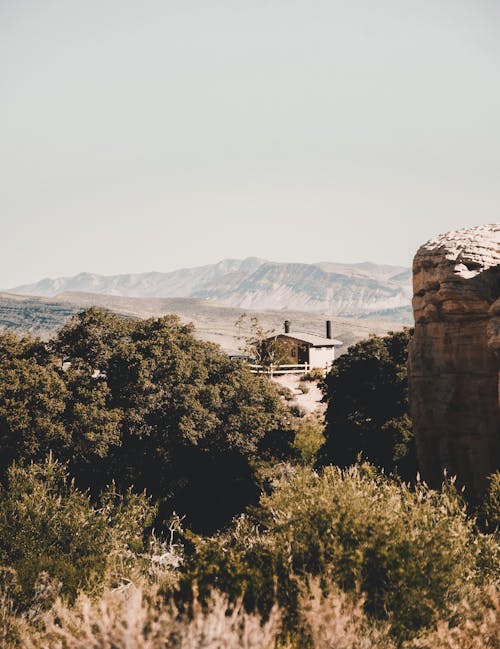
1, 0, 499, 287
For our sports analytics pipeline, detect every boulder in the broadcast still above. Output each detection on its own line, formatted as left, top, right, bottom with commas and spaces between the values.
408, 224, 500, 498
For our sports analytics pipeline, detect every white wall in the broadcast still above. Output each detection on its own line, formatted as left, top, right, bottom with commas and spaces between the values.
308, 346, 336, 370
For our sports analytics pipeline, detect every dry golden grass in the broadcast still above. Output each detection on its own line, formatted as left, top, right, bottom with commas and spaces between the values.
3, 578, 499, 648
10, 586, 279, 649
407, 584, 500, 649
301, 583, 396, 649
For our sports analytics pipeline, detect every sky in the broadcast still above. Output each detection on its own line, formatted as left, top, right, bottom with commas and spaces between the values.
1, 0, 499, 287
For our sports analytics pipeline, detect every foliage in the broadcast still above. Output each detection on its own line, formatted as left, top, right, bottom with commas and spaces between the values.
4, 580, 500, 649
2, 310, 499, 647
0, 457, 155, 606
181, 464, 499, 642
293, 413, 326, 464
483, 471, 500, 531
0, 335, 68, 475
301, 582, 395, 649
0, 310, 291, 532
302, 367, 325, 381
5, 586, 280, 649
320, 328, 416, 480
52, 306, 134, 372
101, 314, 288, 530
235, 313, 289, 368
407, 584, 500, 649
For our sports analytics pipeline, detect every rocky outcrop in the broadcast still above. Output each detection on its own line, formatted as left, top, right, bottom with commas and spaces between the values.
408, 224, 500, 498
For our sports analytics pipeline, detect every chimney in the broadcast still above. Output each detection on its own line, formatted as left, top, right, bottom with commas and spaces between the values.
326, 320, 332, 339
284, 320, 290, 334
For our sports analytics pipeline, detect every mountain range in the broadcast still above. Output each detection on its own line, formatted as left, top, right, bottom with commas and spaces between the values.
6, 258, 412, 316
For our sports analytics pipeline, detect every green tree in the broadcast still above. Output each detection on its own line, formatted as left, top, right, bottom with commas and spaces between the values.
0, 334, 68, 473
105, 315, 288, 531
235, 314, 289, 369
52, 306, 133, 373
53, 309, 290, 531
320, 328, 416, 480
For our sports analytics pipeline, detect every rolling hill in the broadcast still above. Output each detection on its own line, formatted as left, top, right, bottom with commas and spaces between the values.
6, 258, 412, 316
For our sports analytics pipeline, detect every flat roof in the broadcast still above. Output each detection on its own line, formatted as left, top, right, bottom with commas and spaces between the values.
268, 332, 343, 347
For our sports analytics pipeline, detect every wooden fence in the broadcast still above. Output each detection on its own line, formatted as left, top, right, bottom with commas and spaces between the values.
248, 363, 310, 376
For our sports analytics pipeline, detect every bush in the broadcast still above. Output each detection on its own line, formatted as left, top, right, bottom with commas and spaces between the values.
408, 584, 500, 649
302, 368, 325, 382
288, 400, 308, 418
181, 465, 499, 642
293, 414, 325, 464
483, 471, 500, 531
298, 381, 310, 394
0, 457, 154, 607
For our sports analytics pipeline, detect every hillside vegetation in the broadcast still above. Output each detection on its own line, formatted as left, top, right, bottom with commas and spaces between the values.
0, 290, 412, 354
0, 309, 498, 648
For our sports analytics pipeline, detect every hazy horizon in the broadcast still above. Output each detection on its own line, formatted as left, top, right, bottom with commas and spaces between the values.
2, 0, 499, 287
5, 255, 413, 291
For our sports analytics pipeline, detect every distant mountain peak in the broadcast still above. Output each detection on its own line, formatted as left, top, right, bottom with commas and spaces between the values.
5, 258, 411, 315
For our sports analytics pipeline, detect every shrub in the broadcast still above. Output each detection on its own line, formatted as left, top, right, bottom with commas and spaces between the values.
293, 415, 326, 464
298, 381, 310, 394
288, 400, 308, 418
483, 471, 500, 531
408, 583, 500, 649
261, 465, 500, 639
0, 456, 154, 607
302, 368, 325, 382
181, 465, 499, 642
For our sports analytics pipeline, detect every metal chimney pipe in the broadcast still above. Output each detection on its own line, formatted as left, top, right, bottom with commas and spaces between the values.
326, 320, 332, 339
284, 320, 290, 334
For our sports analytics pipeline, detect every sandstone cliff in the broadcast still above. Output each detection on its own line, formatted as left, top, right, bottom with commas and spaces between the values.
408, 224, 500, 498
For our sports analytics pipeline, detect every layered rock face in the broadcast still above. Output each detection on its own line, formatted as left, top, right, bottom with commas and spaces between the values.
408, 224, 500, 498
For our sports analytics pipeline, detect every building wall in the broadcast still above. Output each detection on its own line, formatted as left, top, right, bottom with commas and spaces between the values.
308, 346, 335, 370
270, 336, 336, 369
273, 336, 304, 364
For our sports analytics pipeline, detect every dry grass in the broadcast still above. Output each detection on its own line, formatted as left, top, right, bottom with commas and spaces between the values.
301, 584, 396, 649
8, 585, 279, 649
4, 579, 500, 648
407, 584, 500, 649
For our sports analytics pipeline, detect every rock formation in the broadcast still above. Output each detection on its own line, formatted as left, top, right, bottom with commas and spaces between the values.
408, 224, 500, 498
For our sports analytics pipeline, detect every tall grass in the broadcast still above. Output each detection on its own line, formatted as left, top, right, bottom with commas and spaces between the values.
4, 581, 500, 649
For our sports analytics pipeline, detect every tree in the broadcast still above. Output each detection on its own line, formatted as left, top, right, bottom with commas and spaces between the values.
235, 314, 288, 369
52, 307, 133, 373
0, 333, 68, 474
104, 315, 288, 530
52, 309, 291, 531
319, 328, 416, 481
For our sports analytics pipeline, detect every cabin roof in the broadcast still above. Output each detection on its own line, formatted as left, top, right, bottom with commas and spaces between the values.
269, 332, 343, 347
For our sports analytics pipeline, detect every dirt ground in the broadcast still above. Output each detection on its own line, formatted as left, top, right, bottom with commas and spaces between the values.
271, 373, 325, 414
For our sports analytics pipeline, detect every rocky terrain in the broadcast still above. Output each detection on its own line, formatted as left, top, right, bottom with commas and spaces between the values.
0, 290, 410, 353
6, 258, 412, 316
408, 224, 500, 498
0, 293, 81, 336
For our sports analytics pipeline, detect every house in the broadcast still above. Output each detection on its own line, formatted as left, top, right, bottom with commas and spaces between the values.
264, 320, 342, 371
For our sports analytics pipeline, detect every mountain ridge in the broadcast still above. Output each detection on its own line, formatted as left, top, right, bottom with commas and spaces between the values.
6, 257, 412, 316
